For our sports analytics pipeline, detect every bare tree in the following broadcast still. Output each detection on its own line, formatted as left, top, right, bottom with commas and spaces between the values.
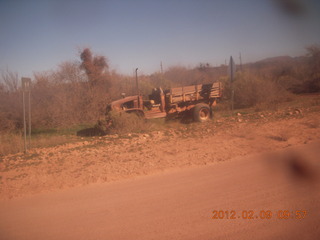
1, 69, 19, 92
54, 61, 85, 84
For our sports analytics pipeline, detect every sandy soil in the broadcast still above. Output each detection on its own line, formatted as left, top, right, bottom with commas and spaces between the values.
0, 141, 319, 240
0, 103, 319, 200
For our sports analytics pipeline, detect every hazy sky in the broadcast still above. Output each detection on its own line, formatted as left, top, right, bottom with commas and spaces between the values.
0, 0, 319, 77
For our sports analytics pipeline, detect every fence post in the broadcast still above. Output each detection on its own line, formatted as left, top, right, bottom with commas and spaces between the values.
21, 77, 31, 153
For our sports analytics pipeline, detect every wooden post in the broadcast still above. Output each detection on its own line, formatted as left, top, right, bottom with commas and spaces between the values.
228, 56, 236, 115
22, 89, 27, 153
28, 89, 31, 148
22, 77, 31, 153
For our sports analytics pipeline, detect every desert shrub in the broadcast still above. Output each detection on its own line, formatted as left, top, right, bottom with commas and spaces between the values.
0, 70, 23, 132
0, 133, 24, 156
0, 112, 18, 133
97, 111, 149, 135
233, 73, 290, 109
30, 58, 110, 129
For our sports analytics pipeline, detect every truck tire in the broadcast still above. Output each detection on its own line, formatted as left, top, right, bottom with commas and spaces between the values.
193, 103, 211, 122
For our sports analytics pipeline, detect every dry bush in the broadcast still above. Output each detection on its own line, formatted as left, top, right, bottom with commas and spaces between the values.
233, 72, 290, 109
31, 135, 77, 148
0, 107, 21, 133
0, 133, 24, 156
306, 44, 320, 80
163, 65, 215, 87
23, 49, 112, 130
0, 71, 23, 132
31, 58, 110, 129
1, 70, 19, 92
99, 111, 149, 135
0, 54, 117, 133
148, 72, 172, 91
284, 45, 320, 93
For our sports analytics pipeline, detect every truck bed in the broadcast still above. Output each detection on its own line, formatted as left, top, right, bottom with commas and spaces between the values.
167, 82, 222, 104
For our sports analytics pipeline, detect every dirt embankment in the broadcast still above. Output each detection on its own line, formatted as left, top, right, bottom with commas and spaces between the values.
0, 103, 319, 199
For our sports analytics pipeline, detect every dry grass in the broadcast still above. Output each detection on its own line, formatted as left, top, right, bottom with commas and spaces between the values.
0, 133, 24, 156
254, 101, 279, 112
0, 133, 78, 156
31, 135, 78, 148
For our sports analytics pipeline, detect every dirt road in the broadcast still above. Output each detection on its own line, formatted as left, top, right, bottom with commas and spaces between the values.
1, 141, 320, 240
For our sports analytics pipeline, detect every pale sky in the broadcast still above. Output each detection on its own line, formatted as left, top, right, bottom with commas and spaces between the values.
0, 0, 319, 77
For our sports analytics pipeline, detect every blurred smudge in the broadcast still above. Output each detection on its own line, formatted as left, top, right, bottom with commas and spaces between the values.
273, 0, 306, 17
263, 149, 317, 184
285, 152, 316, 182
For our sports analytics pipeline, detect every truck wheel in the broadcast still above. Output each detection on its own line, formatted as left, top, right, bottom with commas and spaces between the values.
193, 103, 210, 122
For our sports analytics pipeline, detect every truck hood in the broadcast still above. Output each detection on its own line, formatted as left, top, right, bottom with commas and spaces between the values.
109, 95, 139, 110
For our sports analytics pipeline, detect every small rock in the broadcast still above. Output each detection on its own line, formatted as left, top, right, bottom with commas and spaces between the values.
238, 119, 242, 122
237, 113, 241, 116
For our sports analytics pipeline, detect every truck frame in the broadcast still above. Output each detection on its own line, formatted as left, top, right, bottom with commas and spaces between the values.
107, 82, 223, 122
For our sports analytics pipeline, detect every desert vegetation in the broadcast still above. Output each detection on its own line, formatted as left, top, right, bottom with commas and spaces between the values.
0, 45, 319, 155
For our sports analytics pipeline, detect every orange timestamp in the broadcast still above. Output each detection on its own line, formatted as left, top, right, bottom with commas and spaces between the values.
212, 210, 307, 220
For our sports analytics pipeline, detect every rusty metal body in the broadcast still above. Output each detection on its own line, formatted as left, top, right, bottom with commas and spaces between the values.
109, 95, 143, 111
107, 82, 223, 121
165, 82, 222, 116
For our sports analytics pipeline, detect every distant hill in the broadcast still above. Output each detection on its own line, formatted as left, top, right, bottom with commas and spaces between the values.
256, 56, 294, 64
241, 55, 309, 72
